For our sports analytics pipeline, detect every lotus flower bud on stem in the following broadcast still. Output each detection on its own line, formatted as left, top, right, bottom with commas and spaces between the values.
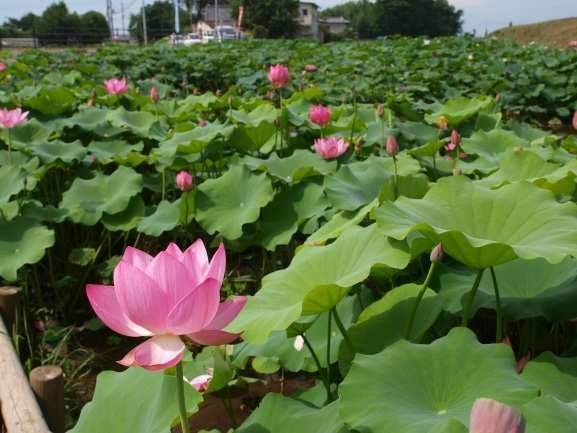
376, 103, 385, 118
386, 135, 399, 157
309, 105, 331, 128
430, 244, 443, 263
294, 335, 305, 352
450, 130, 461, 146
268, 64, 290, 88
149, 86, 159, 103
176, 170, 193, 192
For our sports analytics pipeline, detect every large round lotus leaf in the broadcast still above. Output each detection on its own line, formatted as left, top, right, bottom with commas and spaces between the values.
65, 108, 108, 131
228, 224, 410, 344
88, 140, 144, 165
424, 96, 493, 126
258, 181, 329, 251
339, 328, 538, 433
437, 257, 577, 320
478, 150, 577, 194
325, 155, 421, 211
6, 119, 52, 146
521, 352, 577, 402
59, 166, 143, 226
375, 176, 577, 269
196, 165, 274, 240
522, 396, 577, 433
460, 129, 542, 165
69, 367, 201, 433
0, 216, 55, 281
101, 196, 145, 232
0, 165, 28, 203
23, 86, 77, 115
236, 394, 347, 433
137, 200, 180, 236
31, 140, 87, 164
229, 105, 277, 150
106, 107, 156, 137
242, 149, 337, 183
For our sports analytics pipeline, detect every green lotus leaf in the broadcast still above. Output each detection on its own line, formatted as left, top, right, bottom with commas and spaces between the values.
0, 165, 28, 203
409, 138, 445, 157
522, 352, 577, 402
305, 199, 378, 246
155, 123, 233, 161
398, 121, 439, 145
106, 107, 156, 137
137, 200, 181, 236
228, 224, 410, 344
7, 119, 52, 146
461, 129, 532, 164
20, 200, 68, 223
236, 394, 347, 433
69, 367, 201, 433
363, 119, 393, 146
230, 104, 278, 150
88, 140, 144, 164
425, 96, 493, 126
59, 166, 143, 226
339, 328, 538, 433
176, 92, 220, 114
24, 85, 77, 115
375, 176, 577, 269
242, 149, 337, 183
522, 396, 577, 433
259, 182, 329, 251
478, 150, 577, 194
437, 257, 577, 320
0, 216, 55, 281
196, 165, 274, 240
31, 140, 87, 164
102, 196, 145, 232
65, 108, 109, 131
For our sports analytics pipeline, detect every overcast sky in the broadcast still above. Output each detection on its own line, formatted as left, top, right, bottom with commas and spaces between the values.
1, 0, 576, 34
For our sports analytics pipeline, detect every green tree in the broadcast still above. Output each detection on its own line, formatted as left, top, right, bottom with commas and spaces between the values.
79, 11, 110, 44
130, 0, 188, 42
229, 0, 299, 38
36, 2, 82, 45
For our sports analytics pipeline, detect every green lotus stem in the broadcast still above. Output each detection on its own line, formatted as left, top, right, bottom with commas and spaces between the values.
406, 261, 439, 340
392, 156, 399, 200
302, 334, 331, 402
161, 169, 166, 201
222, 394, 237, 428
332, 307, 354, 354
7, 128, 12, 163
175, 361, 190, 433
461, 268, 486, 327
326, 308, 333, 402
490, 266, 503, 342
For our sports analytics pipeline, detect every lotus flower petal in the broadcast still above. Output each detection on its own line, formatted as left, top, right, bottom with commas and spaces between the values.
469, 398, 525, 433
118, 335, 185, 371
145, 251, 194, 306
167, 278, 220, 335
183, 239, 210, 277
188, 296, 247, 345
122, 246, 153, 271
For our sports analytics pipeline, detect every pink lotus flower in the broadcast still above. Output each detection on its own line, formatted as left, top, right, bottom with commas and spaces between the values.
186, 372, 213, 392
314, 136, 349, 159
198, 118, 207, 128
451, 130, 461, 146
568, 40, 577, 48
176, 170, 193, 192
386, 135, 399, 156
268, 64, 290, 88
308, 105, 331, 127
0, 63, 6, 72
444, 141, 457, 152
0, 108, 29, 128
294, 335, 304, 352
469, 398, 525, 433
149, 86, 159, 102
86, 242, 247, 371
103, 77, 129, 95
573, 111, 577, 130
304, 64, 317, 73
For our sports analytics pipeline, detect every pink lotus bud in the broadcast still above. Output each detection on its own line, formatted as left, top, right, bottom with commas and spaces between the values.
186, 371, 213, 392
0, 63, 6, 72
149, 86, 159, 102
386, 135, 399, 156
34, 320, 46, 332
103, 77, 129, 95
294, 335, 304, 352
469, 398, 525, 433
430, 244, 443, 263
314, 136, 349, 159
308, 105, 331, 127
573, 111, 577, 130
267, 64, 290, 88
569, 40, 577, 48
450, 130, 461, 146
516, 352, 531, 373
0, 107, 29, 128
176, 170, 193, 192
304, 64, 317, 73
198, 118, 207, 128
376, 104, 385, 118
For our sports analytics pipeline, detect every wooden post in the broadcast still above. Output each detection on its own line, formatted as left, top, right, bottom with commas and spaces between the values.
29, 366, 65, 433
0, 286, 21, 334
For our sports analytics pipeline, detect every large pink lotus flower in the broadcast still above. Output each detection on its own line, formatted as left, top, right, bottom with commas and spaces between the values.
267, 64, 290, 88
86, 241, 247, 371
314, 136, 349, 159
0, 63, 6, 72
103, 77, 129, 95
0, 108, 29, 128
186, 371, 213, 392
469, 399, 525, 433
309, 105, 331, 127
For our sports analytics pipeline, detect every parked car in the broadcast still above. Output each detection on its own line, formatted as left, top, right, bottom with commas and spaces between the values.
216, 26, 240, 41
183, 33, 202, 46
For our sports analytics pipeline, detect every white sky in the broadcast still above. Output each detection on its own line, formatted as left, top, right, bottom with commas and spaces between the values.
1, 0, 576, 34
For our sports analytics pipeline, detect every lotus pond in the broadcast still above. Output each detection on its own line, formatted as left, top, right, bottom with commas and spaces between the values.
2, 37, 577, 433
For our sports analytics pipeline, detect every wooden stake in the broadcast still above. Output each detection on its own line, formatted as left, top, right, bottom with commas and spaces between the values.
0, 286, 21, 334
29, 366, 65, 433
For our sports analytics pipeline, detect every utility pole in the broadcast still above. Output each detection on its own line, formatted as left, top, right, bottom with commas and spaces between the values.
141, 0, 148, 44
106, 0, 114, 38
121, 1, 126, 39
174, 0, 181, 34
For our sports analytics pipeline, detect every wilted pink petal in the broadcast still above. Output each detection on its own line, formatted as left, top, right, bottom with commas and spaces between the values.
314, 136, 349, 159
188, 296, 247, 345
469, 398, 525, 433
186, 373, 213, 392
0, 108, 29, 128
176, 170, 193, 192
294, 335, 305, 352
268, 64, 290, 88
308, 105, 331, 127
118, 334, 185, 371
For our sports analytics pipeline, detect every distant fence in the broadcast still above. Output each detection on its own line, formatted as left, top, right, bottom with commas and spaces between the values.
0, 37, 38, 48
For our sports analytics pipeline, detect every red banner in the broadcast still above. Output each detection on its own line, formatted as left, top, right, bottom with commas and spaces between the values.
237, 6, 245, 30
